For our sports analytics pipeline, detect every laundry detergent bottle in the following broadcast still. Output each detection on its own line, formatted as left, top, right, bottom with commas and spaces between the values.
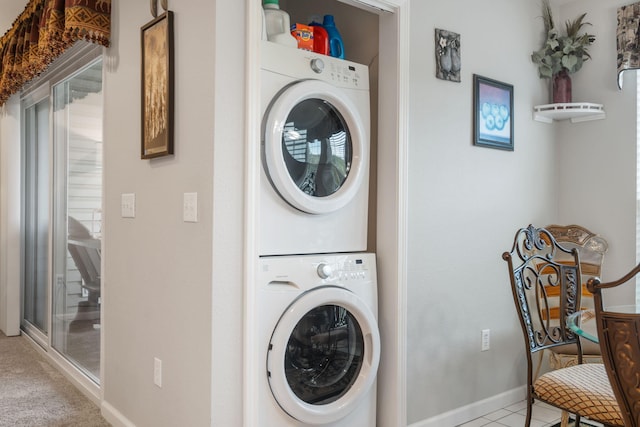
308, 17, 329, 55
263, 0, 297, 48
322, 14, 345, 59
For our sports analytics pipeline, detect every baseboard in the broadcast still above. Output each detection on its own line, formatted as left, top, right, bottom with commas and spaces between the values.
408, 386, 526, 427
101, 401, 137, 427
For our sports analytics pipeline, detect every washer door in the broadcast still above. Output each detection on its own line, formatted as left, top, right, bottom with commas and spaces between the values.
263, 80, 367, 214
267, 286, 380, 425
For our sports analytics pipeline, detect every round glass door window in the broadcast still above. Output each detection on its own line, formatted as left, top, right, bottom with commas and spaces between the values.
284, 304, 363, 404
262, 79, 367, 214
266, 286, 380, 424
282, 99, 352, 198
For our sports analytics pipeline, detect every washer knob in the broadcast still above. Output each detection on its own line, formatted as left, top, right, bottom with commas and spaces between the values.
317, 263, 332, 279
310, 58, 325, 74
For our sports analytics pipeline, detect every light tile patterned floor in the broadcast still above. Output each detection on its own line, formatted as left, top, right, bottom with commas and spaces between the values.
456, 400, 604, 427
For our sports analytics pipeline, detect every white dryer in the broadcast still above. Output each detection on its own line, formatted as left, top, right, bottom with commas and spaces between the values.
257, 253, 380, 426
260, 41, 371, 256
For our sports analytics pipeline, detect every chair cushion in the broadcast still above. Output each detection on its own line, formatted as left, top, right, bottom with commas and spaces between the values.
551, 338, 601, 356
535, 363, 624, 426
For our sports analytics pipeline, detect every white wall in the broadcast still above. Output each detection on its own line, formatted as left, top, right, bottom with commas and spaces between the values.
210, 1, 246, 425
0, 0, 27, 340
0, 0, 26, 33
406, 0, 638, 425
405, 0, 558, 423
556, 0, 637, 306
0, 95, 21, 337
101, 0, 224, 425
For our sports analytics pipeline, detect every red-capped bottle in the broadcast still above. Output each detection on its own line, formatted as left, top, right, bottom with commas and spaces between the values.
311, 25, 329, 55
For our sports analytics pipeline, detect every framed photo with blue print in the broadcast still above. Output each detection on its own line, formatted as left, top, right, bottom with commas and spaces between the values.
473, 75, 513, 151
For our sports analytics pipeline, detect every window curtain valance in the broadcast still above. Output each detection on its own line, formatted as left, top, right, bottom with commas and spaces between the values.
0, 0, 111, 106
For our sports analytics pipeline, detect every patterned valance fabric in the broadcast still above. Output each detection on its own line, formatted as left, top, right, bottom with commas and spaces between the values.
0, 0, 111, 106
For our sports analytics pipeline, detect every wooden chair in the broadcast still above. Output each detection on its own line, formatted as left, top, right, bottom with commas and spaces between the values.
503, 224, 623, 427
588, 263, 640, 427
545, 224, 608, 368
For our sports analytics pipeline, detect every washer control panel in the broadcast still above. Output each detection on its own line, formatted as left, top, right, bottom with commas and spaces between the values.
316, 257, 369, 281
260, 253, 375, 285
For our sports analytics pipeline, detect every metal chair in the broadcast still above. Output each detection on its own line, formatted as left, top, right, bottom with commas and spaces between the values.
588, 263, 640, 427
503, 224, 623, 427
545, 224, 608, 368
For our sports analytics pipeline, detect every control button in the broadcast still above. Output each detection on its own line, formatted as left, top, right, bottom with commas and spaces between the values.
317, 263, 333, 279
310, 58, 325, 74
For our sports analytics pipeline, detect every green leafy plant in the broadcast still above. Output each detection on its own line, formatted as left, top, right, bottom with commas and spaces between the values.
531, 0, 596, 78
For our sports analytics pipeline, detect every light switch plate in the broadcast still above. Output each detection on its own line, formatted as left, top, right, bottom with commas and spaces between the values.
154, 357, 162, 387
121, 193, 135, 218
183, 192, 198, 222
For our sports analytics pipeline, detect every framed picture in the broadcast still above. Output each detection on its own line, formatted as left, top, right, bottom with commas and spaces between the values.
473, 74, 513, 151
141, 11, 174, 159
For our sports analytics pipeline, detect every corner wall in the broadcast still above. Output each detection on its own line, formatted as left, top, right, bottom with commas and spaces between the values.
556, 0, 637, 306
406, 0, 557, 423
0, 96, 21, 337
101, 0, 234, 424
0, 1, 29, 337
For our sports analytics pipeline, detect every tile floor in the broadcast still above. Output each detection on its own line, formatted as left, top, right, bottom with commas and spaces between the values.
457, 400, 602, 427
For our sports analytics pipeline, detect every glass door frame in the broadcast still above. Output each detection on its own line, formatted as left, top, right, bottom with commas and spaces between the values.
19, 42, 104, 396
20, 83, 52, 350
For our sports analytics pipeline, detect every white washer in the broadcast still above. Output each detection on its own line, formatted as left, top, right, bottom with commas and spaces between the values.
260, 41, 370, 256
257, 253, 380, 426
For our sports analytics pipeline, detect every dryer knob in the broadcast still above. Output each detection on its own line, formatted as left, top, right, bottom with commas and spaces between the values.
317, 263, 333, 279
310, 58, 325, 74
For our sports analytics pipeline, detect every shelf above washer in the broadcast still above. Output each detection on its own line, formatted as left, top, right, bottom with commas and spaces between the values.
533, 102, 605, 123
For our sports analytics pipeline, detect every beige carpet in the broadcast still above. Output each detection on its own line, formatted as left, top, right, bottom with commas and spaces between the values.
0, 331, 110, 426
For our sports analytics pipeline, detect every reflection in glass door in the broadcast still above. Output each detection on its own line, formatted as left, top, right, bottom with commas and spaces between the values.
22, 96, 50, 342
51, 59, 104, 383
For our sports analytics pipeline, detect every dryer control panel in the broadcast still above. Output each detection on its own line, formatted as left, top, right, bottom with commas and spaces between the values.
261, 40, 369, 91
309, 58, 365, 89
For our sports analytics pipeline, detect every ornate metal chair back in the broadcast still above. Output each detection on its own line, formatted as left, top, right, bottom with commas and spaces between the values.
503, 224, 584, 384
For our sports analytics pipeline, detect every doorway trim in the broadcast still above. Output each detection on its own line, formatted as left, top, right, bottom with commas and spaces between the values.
243, 0, 409, 425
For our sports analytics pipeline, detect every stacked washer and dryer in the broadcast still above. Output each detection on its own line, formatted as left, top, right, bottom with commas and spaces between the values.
257, 39, 380, 427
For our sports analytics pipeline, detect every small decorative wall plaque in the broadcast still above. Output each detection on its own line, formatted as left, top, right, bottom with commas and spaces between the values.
435, 29, 461, 82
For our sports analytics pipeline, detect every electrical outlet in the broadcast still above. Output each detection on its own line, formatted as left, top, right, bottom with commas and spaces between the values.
481, 329, 490, 351
154, 357, 162, 387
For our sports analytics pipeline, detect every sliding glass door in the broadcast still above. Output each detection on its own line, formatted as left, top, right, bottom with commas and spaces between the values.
51, 59, 103, 382
21, 49, 103, 384
22, 96, 50, 341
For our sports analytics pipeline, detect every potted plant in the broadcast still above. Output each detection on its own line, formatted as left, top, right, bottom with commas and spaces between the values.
531, 0, 595, 103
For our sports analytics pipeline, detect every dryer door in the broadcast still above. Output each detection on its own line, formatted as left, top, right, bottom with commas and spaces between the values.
263, 79, 367, 214
267, 286, 380, 425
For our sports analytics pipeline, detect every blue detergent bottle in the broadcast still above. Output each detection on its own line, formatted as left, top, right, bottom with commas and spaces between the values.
322, 15, 344, 59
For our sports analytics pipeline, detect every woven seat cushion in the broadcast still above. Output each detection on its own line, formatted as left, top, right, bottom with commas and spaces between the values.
551, 338, 601, 356
535, 363, 624, 426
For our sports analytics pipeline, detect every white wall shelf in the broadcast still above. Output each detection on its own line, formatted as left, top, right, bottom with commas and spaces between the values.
533, 102, 605, 123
